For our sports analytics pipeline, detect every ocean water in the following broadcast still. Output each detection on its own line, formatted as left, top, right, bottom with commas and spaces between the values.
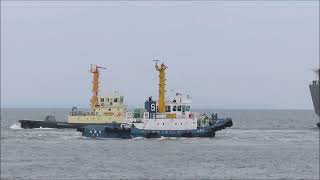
1, 108, 319, 179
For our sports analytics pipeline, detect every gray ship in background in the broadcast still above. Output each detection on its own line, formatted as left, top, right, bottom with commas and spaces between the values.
309, 68, 320, 128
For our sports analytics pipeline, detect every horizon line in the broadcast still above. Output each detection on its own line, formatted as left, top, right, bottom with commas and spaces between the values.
0, 106, 314, 111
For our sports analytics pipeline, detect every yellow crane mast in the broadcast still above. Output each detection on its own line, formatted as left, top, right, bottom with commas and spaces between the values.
90, 65, 106, 109
155, 61, 167, 113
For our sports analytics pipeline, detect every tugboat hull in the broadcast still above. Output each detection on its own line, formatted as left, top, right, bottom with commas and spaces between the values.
80, 126, 216, 139
18, 120, 118, 129
131, 127, 216, 138
79, 124, 132, 139
79, 118, 233, 139
19, 120, 74, 129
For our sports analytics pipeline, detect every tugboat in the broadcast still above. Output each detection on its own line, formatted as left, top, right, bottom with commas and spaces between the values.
19, 65, 127, 129
79, 61, 233, 138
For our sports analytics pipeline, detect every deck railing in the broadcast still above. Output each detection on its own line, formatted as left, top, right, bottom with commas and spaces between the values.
126, 112, 199, 120
69, 111, 96, 116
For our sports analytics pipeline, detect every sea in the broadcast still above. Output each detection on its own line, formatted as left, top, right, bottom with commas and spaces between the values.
1, 108, 319, 180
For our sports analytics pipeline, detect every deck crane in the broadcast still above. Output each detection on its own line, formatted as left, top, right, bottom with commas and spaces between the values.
90, 64, 107, 109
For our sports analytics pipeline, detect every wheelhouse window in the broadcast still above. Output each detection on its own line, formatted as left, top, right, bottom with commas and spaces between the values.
177, 105, 182, 111
100, 98, 104, 102
186, 105, 190, 111
173, 106, 177, 111
182, 105, 186, 112
165, 106, 171, 112
120, 97, 124, 103
106, 98, 109, 102
114, 98, 118, 103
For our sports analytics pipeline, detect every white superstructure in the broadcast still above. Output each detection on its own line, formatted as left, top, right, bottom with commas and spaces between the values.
126, 93, 199, 130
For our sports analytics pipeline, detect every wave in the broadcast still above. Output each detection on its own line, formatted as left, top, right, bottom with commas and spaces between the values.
35, 127, 54, 130
9, 123, 54, 130
10, 123, 22, 130
158, 136, 179, 140
132, 137, 145, 140
158, 136, 168, 140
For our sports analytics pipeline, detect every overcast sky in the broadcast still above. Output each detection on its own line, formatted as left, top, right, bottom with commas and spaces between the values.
1, 1, 319, 109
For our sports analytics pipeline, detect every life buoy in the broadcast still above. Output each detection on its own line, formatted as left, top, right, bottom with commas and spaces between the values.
101, 103, 104, 106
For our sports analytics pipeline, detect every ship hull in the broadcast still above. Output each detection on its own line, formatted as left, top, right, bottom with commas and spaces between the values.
19, 120, 75, 129
80, 126, 216, 139
18, 117, 233, 131
309, 83, 319, 128
18, 120, 117, 129
79, 124, 132, 139
131, 127, 215, 138
80, 118, 233, 139
309, 84, 319, 117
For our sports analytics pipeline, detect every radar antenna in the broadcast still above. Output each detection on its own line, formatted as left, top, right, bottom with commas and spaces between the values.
153, 59, 160, 65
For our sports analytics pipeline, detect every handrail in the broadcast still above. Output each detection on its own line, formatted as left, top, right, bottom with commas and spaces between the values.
146, 113, 194, 119
126, 112, 133, 118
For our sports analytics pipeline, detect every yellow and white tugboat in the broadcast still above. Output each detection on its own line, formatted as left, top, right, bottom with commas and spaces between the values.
19, 65, 127, 129
80, 61, 233, 138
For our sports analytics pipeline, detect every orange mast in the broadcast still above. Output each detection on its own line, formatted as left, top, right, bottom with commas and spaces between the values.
155, 61, 167, 113
90, 65, 106, 109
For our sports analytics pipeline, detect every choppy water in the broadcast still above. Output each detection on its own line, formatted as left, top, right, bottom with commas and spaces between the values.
1, 108, 319, 179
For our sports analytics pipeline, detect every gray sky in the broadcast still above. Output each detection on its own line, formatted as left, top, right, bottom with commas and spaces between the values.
1, 1, 319, 109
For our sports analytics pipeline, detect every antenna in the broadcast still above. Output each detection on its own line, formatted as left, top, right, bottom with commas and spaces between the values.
312, 68, 319, 73
96, 65, 107, 70
153, 59, 160, 65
